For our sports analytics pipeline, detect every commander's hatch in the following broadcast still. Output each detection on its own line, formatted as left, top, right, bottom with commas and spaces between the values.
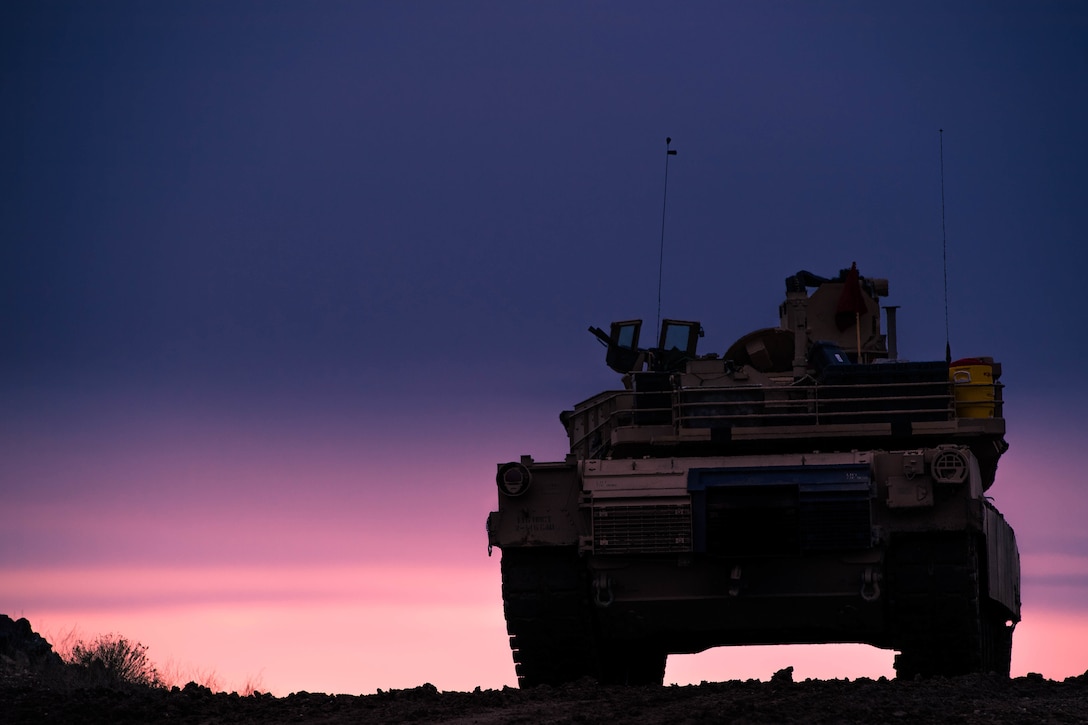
590, 318, 702, 373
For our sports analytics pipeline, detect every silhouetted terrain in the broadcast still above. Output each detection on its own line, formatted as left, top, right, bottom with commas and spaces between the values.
3, 616, 1087, 723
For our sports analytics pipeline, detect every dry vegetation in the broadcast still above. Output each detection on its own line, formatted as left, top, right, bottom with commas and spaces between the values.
3, 615, 1087, 724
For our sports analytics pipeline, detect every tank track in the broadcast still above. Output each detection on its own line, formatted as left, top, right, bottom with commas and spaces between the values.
888, 533, 1013, 678
501, 547, 596, 687
500, 548, 667, 687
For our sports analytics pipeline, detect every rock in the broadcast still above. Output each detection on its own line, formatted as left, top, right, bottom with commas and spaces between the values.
771, 666, 794, 684
0, 615, 64, 670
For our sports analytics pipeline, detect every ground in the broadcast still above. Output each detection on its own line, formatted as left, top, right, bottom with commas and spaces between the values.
5, 669, 1088, 724
3, 616, 1087, 723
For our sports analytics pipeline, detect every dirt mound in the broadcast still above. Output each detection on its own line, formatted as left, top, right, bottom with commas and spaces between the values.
5, 673, 1088, 724
2, 616, 1086, 724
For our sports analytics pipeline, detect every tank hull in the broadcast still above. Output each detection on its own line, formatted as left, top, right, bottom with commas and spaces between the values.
490, 450, 1019, 685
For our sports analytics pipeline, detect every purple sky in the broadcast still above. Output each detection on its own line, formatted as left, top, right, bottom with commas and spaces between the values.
3, 1, 1087, 693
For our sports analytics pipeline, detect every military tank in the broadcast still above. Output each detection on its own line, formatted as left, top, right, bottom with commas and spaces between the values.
486, 265, 1020, 686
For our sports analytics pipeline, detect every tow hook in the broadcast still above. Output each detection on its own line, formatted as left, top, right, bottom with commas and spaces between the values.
861, 568, 881, 602
593, 573, 614, 608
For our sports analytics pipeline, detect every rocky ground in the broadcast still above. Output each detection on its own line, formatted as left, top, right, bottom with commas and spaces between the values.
4, 616, 1087, 724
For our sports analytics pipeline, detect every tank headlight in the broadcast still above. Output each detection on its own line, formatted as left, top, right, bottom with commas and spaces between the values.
931, 449, 969, 484
497, 462, 532, 497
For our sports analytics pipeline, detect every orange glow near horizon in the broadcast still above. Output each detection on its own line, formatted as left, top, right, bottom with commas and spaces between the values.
6, 562, 1086, 695
3, 407, 1085, 694
8, 564, 513, 695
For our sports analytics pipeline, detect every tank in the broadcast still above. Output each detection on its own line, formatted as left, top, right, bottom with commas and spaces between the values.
486, 265, 1020, 686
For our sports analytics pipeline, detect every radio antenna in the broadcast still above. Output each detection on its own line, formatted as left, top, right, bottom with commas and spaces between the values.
939, 129, 951, 364
657, 137, 677, 331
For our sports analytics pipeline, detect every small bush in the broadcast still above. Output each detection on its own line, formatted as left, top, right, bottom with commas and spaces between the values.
67, 633, 164, 688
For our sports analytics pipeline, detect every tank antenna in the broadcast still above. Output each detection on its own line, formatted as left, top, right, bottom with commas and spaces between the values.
939, 129, 951, 364
656, 137, 677, 331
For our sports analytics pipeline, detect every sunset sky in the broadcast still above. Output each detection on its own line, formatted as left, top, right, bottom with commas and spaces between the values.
3, 2, 1087, 694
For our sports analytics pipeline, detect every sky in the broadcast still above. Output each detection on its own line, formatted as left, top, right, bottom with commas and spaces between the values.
2, 1, 1087, 695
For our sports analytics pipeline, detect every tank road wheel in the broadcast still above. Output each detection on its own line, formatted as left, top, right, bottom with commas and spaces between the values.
500, 547, 595, 687
889, 533, 1013, 678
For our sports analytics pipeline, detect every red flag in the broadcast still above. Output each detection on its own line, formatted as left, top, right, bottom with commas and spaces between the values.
835, 262, 866, 331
